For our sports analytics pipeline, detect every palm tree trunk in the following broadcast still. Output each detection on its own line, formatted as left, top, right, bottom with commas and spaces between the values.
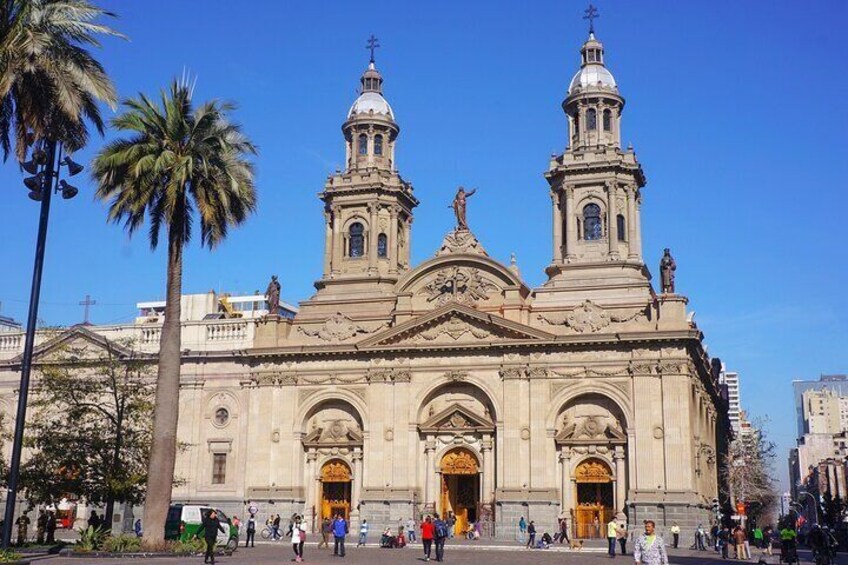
141, 225, 183, 547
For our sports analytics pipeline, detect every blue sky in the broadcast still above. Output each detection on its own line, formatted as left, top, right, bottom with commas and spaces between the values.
1, 1, 846, 488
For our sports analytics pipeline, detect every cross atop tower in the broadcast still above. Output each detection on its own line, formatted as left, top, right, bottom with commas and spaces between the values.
79, 294, 96, 325
583, 3, 599, 34
366, 34, 380, 64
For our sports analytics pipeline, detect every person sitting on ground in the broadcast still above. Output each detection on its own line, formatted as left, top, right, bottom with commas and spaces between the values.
540, 532, 553, 549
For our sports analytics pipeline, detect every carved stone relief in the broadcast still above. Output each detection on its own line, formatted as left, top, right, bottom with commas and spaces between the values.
298, 312, 385, 342
417, 315, 491, 342
538, 300, 647, 333
435, 229, 488, 257
420, 267, 498, 305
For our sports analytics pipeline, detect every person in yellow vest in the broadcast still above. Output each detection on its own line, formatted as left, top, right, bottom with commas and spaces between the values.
607, 517, 618, 557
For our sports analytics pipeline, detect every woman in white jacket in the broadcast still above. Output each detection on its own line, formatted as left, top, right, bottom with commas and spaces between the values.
290, 516, 305, 562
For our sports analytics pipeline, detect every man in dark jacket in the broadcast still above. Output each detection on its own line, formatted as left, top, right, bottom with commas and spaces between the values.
433, 513, 448, 562
45, 511, 57, 544
198, 510, 226, 564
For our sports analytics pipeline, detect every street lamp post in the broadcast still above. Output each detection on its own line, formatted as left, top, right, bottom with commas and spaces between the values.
797, 491, 820, 526
2, 140, 82, 548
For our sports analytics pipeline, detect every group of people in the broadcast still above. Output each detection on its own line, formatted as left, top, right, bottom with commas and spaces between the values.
13, 509, 58, 546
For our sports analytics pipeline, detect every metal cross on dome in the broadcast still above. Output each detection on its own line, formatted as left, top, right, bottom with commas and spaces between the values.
584, 3, 599, 34
366, 34, 380, 63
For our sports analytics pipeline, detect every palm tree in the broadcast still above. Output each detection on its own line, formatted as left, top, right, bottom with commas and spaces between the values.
92, 81, 257, 546
0, 0, 121, 161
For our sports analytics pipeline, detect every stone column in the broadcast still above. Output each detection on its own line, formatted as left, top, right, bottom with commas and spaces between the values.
331, 205, 343, 274
424, 438, 436, 506
306, 450, 318, 517
565, 185, 577, 260
482, 436, 494, 504
627, 186, 638, 259
352, 449, 363, 512
634, 193, 643, 259
368, 202, 379, 274
323, 210, 333, 276
551, 191, 563, 263
607, 182, 618, 258
614, 447, 626, 513
559, 447, 571, 516
389, 205, 400, 274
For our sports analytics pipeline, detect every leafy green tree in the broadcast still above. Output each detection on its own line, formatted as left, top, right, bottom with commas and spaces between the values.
0, 0, 122, 161
92, 81, 257, 545
21, 339, 153, 528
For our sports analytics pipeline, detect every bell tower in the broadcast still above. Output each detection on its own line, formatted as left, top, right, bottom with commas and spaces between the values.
315, 37, 418, 298
539, 21, 650, 304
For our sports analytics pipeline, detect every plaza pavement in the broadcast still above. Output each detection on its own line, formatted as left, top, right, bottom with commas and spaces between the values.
41, 540, 837, 565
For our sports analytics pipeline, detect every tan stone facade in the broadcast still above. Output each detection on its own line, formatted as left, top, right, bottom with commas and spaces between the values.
0, 31, 729, 539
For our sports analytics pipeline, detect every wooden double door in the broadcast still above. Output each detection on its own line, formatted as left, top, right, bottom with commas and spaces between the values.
320, 460, 352, 521
574, 459, 614, 539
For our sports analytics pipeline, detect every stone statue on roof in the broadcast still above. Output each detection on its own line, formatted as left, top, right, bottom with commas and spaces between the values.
450, 186, 477, 230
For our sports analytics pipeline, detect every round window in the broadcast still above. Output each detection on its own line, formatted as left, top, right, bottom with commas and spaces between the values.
214, 407, 230, 427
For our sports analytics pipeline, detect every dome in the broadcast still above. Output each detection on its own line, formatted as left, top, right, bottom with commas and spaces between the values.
348, 91, 394, 119
568, 64, 617, 94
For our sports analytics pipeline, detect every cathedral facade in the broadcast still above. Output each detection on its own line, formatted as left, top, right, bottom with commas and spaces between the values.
0, 31, 730, 539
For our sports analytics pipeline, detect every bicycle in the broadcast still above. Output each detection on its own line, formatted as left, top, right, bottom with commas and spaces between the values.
259, 525, 278, 540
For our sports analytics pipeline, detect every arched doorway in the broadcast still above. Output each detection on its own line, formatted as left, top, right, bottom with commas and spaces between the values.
439, 448, 479, 536
320, 459, 352, 520
574, 458, 614, 539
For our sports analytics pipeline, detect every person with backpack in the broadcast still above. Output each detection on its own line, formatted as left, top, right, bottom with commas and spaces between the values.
245, 513, 256, 548
433, 513, 449, 562
421, 515, 435, 561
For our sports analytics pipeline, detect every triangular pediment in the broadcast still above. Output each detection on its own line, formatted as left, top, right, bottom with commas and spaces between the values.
9, 325, 141, 365
419, 402, 495, 433
359, 303, 554, 348
302, 419, 364, 448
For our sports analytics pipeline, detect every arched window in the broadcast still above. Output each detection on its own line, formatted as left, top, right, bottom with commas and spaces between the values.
348, 222, 364, 257
616, 214, 626, 241
587, 109, 597, 131
583, 203, 602, 240
377, 233, 388, 257
358, 134, 368, 155
603, 109, 612, 131
374, 134, 383, 156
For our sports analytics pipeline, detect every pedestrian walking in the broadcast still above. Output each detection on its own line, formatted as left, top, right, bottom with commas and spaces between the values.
633, 520, 669, 565
718, 526, 730, 559
616, 521, 627, 556
134, 517, 143, 538
606, 517, 617, 557
45, 511, 57, 544
696, 524, 706, 551
357, 519, 368, 546
557, 517, 570, 544
290, 515, 304, 563
518, 516, 526, 543
433, 513, 448, 562
318, 517, 331, 548
670, 522, 680, 549
197, 509, 226, 565
272, 514, 281, 540
446, 512, 455, 538
407, 517, 416, 542
245, 513, 256, 548
332, 513, 348, 557
526, 520, 537, 548
421, 515, 435, 561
